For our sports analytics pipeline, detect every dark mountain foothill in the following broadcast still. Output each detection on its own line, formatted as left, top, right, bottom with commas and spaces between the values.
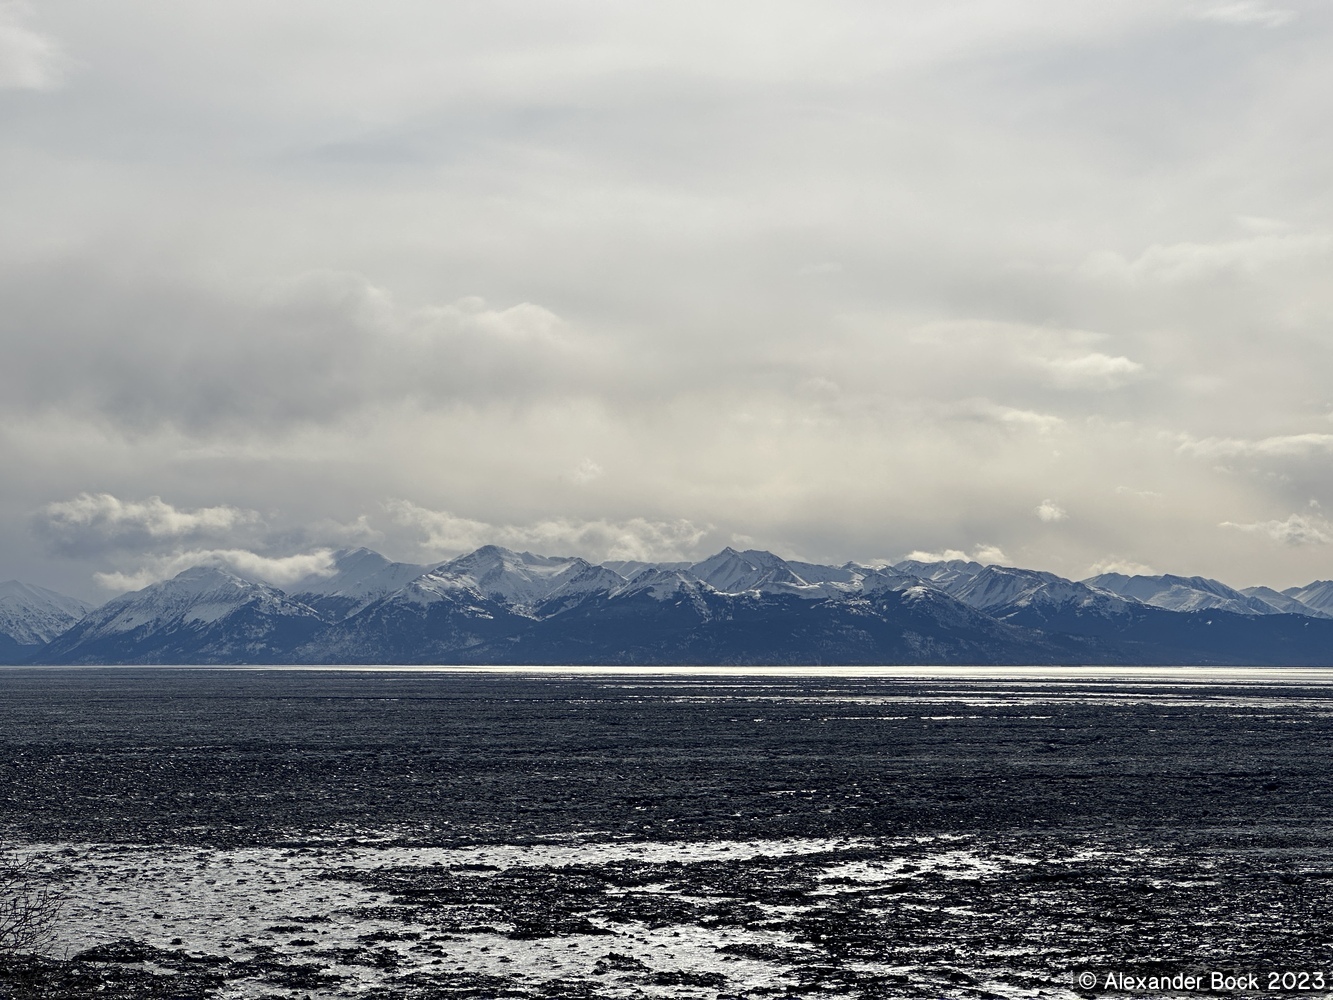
10, 546, 1333, 664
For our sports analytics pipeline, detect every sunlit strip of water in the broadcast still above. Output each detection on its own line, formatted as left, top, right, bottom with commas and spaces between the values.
13, 664, 1333, 684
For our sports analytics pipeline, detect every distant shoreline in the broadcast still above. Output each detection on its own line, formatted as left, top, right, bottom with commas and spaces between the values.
5, 662, 1333, 683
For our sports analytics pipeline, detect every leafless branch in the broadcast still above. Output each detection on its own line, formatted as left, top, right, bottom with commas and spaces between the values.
0, 842, 63, 956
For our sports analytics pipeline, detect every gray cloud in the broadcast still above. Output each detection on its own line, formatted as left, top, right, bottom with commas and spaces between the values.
0, 267, 614, 434
1082, 231, 1332, 285
4, 1, 1333, 596
92, 548, 336, 593
385, 500, 717, 564
1192, 2, 1296, 28
904, 545, 1011, 566
1087, 556, 1157, 576
1177, 434, 1333, 459
36, 493, 262, 557
1035, 500, 1068, 523
0, 2, 67, 90
1221, 512, 1333, 546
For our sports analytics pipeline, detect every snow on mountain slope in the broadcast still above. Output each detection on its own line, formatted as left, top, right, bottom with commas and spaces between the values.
292, 548, 430, 599
21, 543, 1333, 666
290, 548, 432, 619
428, 546, 612, 609
891, 559, 986, 594
536, 564, 629, 614
59, 567, 316, 638
951, 566, 1073, 611
293, 571, 528, 664
600, 559, 690, 578
687, 547, 846, 598
1086, 573, 1278, 616
1242, 585, 1331, 618
950, 565, 1137, 614
0, 580, 91, 646
614, 567, 715, 603
37, 566, 325, 664
785, 560, 861, 586
892, 583, 1002, 629
392, 572, 491, 611
850, 566, 924, 597
1283, 580, 1333, 614
688, 548, 802, 592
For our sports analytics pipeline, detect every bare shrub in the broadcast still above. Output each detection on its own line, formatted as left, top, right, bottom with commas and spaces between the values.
0, 842, 63, 956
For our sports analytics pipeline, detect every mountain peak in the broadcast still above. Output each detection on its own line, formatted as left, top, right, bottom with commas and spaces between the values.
1086, 571, 1276, 616
291, 549, 429, 613
616, 566, 713, 601
153, 564, 253, 592
332, 547, 392, 568
35, 564, 322, 664
428, 546, 601, 608
0, 580, 92, 653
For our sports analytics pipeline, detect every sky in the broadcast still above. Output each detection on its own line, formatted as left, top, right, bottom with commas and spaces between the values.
3, 0, 1333, 601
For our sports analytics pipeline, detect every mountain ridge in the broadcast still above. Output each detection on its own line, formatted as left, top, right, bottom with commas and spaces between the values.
12, 546, 1333, 666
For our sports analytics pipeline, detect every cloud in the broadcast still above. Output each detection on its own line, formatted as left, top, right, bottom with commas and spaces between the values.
972, 544, 1009, 565
571, 459, 604, 484
945, 399, 1064, 433
4, 2, 1333, 599
1, 269, 612, 435
1115, 486, 1164, 501
93, 548, 337, 593
1177, 433, 1333, 459
0, 2, 67, 90
1083, 232, 1332, 285
904, 548, 969, 563
1034, 353, 1144, 390
797, 262, 843, 276
1035, 500, 1067, 522
37, 493, 262, 557
1221, 514, 1333, 546
903, 544, 1009, 566
915, 322, 1143, 395
385, 500, 713, 563
1192, 2, 1296, 28
1087, 557, 1156, 577
306, 514, 384, 547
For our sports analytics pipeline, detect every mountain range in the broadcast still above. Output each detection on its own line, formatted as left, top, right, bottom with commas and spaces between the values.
8, 545, 1333, 665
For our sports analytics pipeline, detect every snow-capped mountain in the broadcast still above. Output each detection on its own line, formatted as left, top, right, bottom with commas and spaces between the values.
891, 559, 986, 594
689, 547, 803, 592
428, 545, 614, 609
938, 568, 1135, 624
0, 580, 92, 663
950, 566, 1095, 612
1283, 580, 1333, 614
600, 559, 690, 578
24, 544, 1333, 666
611, 566, 714, 603
37, 566, 324, 664
534, 563, 630, 615
784, 560, 863, 585
291, 568, 529, 664
290, 548, 432, 620
686, 547, 852, 598
1085, 573, 1280, 617
678, 548, 913, 599
464, 571, 1078, 667
1242, 585, 1332, 618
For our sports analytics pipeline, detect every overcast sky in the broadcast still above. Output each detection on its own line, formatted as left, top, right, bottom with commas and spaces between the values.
3, 0, 1333, 600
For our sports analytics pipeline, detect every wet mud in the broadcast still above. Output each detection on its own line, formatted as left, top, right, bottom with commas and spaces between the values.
1, 668, 1331, 998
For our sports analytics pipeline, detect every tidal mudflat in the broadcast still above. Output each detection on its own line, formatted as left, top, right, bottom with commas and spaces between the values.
1, 667, 1331, 998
